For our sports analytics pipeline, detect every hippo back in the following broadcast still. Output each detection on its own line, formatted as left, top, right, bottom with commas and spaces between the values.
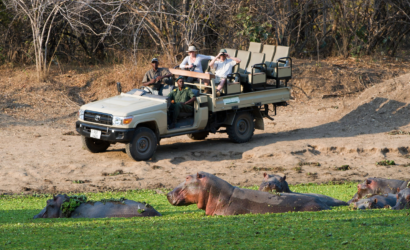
215, 188, 330, 215
299, 193, 348, 207
70, 200, 161, 218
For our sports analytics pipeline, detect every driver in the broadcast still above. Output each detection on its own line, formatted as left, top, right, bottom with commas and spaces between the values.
167, 76, 196, 129
142, 58, 172, 95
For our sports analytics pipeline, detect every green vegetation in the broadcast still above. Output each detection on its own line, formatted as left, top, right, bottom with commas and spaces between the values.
335, 165, 351, 171
0, 183, 409, 249
61, 195, 87, 217
376, 160, 396, 166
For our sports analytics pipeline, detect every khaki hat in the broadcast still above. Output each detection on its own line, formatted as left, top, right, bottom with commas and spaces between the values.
186, 46, 198, 53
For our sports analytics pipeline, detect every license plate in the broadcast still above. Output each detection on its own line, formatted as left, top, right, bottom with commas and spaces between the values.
90, 129, 101, 139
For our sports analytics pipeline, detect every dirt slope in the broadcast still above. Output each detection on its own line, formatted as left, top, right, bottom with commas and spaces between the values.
0, 65, 409, 194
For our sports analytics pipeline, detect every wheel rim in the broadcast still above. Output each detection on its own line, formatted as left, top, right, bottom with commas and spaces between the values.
137, 136, 150, 153
237, 119, 249, 135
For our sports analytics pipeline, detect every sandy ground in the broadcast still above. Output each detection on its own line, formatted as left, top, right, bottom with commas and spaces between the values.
0, 72, 410, 194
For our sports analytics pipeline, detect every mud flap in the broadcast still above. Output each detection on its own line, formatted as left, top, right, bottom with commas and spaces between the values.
251, 107, 264, 130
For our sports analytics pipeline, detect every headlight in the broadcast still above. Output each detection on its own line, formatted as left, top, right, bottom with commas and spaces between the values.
78, 109, 85, 120
112, 116, 133, 125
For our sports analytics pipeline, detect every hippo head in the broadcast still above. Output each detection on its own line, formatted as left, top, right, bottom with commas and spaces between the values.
356, 179, 373, 199
33, 194, 70, 219
353, 198, 378, 210
391, 188, 410, 210
167, 173, 206, 206
259, 173, 289, 193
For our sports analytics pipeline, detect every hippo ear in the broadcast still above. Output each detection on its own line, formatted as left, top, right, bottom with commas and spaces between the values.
263, 173, 268, 178
283, 175, 286, 181
53, 195, 57, 201
196, 173, 203, 179
366, 179, 371, 185
406, 195, 410, 201
373, 198, 378, 204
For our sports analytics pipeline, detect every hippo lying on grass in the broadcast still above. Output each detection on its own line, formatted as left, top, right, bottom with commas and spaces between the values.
348, 178, 408, 204
392, 188, 410, 210
167, 172, 347, 216
34, 194, 161, 219
352, 194, 397, 210
259, 173, 348, 207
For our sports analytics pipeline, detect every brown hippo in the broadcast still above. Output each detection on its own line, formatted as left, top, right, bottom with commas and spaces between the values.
167, 172, 347, 216
33, 194, 161, 219
391, 188, 410, 210
352, 194, 397, 210
259, 173, 347, 207
259, 173, 291, 193
348, 178, 409, 204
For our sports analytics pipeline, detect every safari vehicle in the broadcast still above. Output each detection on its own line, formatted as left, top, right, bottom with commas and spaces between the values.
76, 44, 292, 161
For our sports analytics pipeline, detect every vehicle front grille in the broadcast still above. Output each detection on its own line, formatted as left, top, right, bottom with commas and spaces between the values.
84, 111, 113, 125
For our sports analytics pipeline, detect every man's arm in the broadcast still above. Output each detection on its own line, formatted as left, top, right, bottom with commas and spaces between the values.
228, 55, 241, 64
209, 53, 223, 69
142, 72, 157, 86
183, 97, 196, 105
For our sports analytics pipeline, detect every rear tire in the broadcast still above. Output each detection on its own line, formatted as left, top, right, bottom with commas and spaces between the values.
82, 136, 110, 153
126, 127, 157, 161
227, 111, 255, 143
187, 132, 209, 140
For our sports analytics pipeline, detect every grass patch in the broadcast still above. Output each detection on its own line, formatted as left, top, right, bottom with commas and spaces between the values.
335, 165, 351, 171
294, 166, 302, 173
102, 170, 124, 176
297, 162, 320, 167
1, 184, 410, 249
376, 160, 396, 166
251, 166, 284, 172
387, 130, 410, 135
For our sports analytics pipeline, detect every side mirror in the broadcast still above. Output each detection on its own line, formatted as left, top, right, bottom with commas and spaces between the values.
116, 82, 122, 94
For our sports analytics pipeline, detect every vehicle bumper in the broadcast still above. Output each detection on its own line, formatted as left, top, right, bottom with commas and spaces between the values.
76, 121, 134, 142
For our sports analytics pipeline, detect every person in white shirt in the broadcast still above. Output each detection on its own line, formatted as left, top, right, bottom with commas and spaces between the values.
205, 49, 241, 96
179, 46, 215, 74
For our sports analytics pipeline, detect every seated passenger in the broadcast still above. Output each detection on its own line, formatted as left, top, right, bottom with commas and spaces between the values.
142, 58, 172, 95
168, 76, 196, 129
180, 46, 215, 82
205, 49, 241, 96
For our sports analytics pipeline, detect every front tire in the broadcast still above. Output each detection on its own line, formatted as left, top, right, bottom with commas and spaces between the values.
187, 132, 209, 140
82, 136, 110, 153
227, 111, 255, 143
126, 127, 157, 161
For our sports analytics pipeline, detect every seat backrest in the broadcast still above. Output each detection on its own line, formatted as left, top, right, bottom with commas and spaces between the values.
248, 42, 262, 53
246, 52, 265, 73
200, 59, 210, 73
224, 48, 237, 57
272, 46, 290, 62
235, 50, 251, 73
262, 45, 276, 64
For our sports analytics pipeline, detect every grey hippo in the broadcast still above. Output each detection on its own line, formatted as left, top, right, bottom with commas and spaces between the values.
167, 172, 346, 216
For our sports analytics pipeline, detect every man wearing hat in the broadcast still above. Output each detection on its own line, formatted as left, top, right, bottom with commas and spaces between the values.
142, 58, 172, 95
167, 76, 196, 129
206, 49, 241, 96
179, 46, 215, 74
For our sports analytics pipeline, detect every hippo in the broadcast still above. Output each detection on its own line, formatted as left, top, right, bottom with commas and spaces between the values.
259, 173, 291, 193
33, 194, 161, 219
391, 188, 410, 210
352, 194, 397, 210
348, 178, 409, 204
167, 172, 347, 216
259, 173, 347, 207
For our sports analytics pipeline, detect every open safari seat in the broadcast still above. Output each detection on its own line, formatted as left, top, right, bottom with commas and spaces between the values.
264, 45, 292, 87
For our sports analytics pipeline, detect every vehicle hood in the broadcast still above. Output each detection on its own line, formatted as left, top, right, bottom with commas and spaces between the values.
80, 93, 167, 116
